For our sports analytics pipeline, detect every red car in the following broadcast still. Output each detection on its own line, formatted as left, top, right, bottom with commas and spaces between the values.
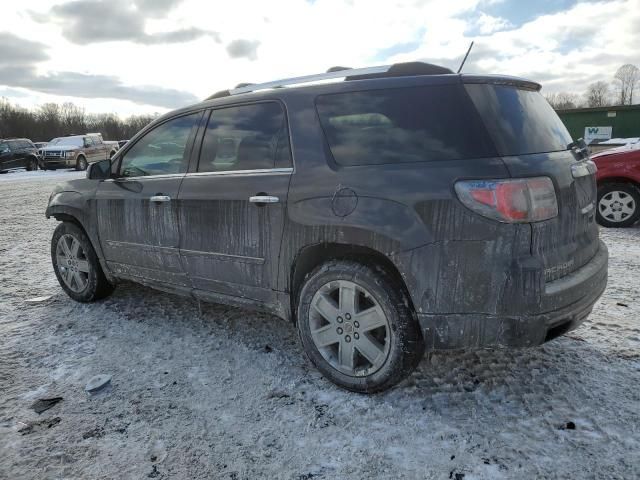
591, 147, 640, 227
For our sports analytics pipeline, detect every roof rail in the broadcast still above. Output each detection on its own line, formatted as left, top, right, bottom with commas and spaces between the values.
229, 65, 391, 95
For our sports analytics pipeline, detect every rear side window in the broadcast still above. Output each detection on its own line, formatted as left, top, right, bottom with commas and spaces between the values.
465, 84, 573, 156
315, 85, 496, 166
198, 102, 289, 172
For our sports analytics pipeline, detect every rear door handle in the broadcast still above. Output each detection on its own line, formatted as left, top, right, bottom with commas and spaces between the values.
150, 195, 171, 202
249, 195, 279, 204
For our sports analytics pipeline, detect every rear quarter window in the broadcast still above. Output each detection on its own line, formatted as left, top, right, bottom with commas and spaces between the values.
315, 85, 496, 166
465, 84, 573, 156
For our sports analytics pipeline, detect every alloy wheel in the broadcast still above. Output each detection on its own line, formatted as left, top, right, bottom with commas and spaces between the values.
598, 190, 636, 223
309, 280, 391, 377
56, 234, 90, 293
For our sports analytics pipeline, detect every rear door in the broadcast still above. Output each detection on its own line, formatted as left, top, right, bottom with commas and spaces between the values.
95, 112, 202, 286
465, 83, 599, 282
177, 101, 292, 304
7, 141, 23, 169
83, 136, 99, 163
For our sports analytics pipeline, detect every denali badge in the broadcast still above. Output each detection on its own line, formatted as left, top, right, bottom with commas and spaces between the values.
545, 259, 575, 281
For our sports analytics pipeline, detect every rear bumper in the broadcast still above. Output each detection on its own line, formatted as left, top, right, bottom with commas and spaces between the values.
418, 241, 608, 349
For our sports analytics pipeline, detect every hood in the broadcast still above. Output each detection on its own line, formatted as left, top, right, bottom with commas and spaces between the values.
592, 148, 640, 164
42, 145, 80, 152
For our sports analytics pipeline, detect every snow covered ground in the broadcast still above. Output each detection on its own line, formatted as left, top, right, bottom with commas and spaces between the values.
1, 169, 639, 479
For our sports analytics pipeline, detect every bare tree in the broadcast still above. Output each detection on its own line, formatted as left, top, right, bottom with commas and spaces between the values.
545, 92, 580, 110
614, 64, 639, 105
0, 98, 157, 141
585, 81, 610, 107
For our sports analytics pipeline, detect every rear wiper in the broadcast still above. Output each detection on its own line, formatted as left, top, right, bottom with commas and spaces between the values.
568, 138, 589, 157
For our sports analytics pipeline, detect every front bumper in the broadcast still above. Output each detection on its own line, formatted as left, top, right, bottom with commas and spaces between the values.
418, 241, 608, 349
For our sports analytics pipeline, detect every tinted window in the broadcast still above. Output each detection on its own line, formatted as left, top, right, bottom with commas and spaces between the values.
120, 113, 200, 177
0, 142, 8, 153
465, 84, 573, 156
198, 102, 288, 172
315, 85, 495, 166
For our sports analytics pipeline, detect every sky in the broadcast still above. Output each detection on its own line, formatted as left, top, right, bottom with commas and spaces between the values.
0, 0, 638, 116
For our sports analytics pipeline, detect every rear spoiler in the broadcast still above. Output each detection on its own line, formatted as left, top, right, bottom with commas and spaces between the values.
461, 75, 541, 91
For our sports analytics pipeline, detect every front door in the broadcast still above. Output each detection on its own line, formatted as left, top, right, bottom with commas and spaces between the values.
0, 141, 13, 170
177, 102, 292, 303
95, 111, 202, 287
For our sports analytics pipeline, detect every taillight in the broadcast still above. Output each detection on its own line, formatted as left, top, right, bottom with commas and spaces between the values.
455, 177, 558, 223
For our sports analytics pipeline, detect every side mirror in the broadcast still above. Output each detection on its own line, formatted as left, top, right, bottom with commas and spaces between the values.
87, 158, 112, 180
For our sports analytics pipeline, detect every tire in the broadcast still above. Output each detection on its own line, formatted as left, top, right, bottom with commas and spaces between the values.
596, 182, 640, 228
25, 156, 38, 171
51, 222, 115, 302
76, 156, 88, 171
297, 260, 424, 393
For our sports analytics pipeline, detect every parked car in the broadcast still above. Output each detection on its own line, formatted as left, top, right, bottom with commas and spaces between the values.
40, 134, 118, 170
46, 62, 608, 392
0, 138, 40, 172
591, 147, 640, 227
33, 141, 48, 149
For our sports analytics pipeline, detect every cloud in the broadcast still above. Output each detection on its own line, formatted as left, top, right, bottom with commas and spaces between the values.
0, 33, 198, 108
474, 13, 511, 34
42, 0, 217, 45
226, 39, 260, 61
0, 33, 48, 66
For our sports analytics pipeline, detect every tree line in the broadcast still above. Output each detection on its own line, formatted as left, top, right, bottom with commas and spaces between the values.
545, 64, 639, 110
0, 99, 158, 142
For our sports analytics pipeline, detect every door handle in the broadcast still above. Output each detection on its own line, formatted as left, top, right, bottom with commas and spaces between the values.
150, 195, 171, 202
249, 195, 279, 204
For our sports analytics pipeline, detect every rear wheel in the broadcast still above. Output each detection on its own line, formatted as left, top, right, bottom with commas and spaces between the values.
297, 260, 424, 393
51, 222, 115, 302
76, 155, 88, 171
596, 182, 640, 228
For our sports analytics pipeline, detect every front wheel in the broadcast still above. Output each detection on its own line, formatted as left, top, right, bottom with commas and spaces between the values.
76, 156, 88, 171
51, 222, 115, 302
297, 260, 424, 393
25, 157, 38, 171
596, 182, 640, 228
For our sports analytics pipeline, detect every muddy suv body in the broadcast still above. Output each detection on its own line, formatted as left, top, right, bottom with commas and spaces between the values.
46, 63, 608, 392
41, 133, 118, 170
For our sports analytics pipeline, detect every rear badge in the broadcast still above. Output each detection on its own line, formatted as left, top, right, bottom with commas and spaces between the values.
545, 259, 575, 281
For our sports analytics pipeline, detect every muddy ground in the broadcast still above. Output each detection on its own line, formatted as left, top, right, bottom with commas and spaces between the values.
1, 170, 639, 479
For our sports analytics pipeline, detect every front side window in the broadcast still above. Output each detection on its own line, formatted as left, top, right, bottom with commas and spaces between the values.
198, 102, 288, 172
316, 85, 496, 166
0, 142, 9, 154
119, 113, 200, 177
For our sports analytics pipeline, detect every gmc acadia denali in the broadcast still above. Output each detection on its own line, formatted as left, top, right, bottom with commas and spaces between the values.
46, 62, 608, 392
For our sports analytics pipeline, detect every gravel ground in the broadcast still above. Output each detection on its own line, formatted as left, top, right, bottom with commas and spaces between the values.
1, 169, 639, 479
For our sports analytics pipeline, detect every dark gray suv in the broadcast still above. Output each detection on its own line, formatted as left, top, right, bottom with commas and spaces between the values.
46, 62, 608, 392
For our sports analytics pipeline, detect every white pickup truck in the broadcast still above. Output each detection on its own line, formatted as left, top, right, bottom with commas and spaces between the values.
40, 133, 119, 170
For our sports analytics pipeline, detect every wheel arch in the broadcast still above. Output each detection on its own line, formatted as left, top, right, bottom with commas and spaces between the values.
47, 207, 116, 283
289, 242, 415, 324
597, 176, 640, 189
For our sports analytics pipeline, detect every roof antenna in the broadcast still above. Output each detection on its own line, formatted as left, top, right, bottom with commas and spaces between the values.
457, 41, 474, 73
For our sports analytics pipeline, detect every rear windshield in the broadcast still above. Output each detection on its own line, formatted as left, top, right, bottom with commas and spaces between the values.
315, 85, 496, 166
465, 84, 573, 156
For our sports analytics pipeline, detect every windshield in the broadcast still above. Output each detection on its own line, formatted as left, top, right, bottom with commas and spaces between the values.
465, 84, 573, 156
49, 137, 83, 147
